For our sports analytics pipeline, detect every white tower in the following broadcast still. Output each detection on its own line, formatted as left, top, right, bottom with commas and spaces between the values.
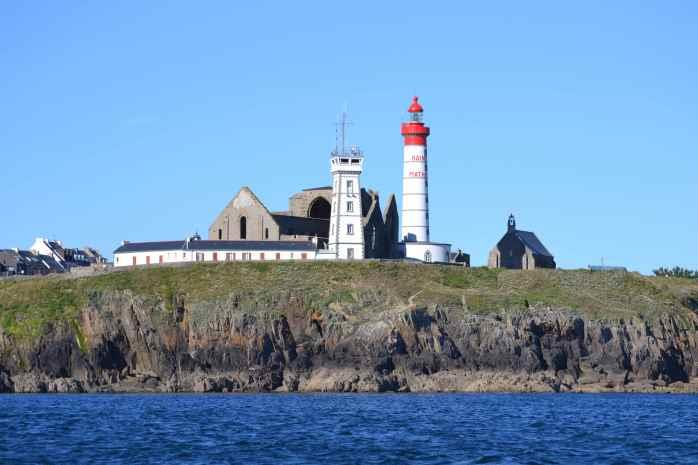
401, 96, 430, 242
327, 114, 365, 260
400, 96, 451, 263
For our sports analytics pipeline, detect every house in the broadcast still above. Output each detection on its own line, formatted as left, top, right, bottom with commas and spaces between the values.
30, 237, 107, 271
488, 215, 556, 270
0, 249, 64, 276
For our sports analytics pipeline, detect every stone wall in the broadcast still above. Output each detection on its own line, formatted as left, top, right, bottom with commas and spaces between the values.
208, 188, 281, 241
288, 188, 332, 218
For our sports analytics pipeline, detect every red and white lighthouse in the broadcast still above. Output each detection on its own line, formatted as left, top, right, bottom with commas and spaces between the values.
401, 96, 431, 243
399, 96, 451, 263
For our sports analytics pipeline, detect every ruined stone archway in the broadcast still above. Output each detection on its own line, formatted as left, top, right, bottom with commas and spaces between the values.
307, 197, 331, 219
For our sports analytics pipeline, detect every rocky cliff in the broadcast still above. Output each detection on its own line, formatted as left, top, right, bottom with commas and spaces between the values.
1, 262, 697, 393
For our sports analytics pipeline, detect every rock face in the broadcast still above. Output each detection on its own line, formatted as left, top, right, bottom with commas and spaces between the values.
1, 289, 697, 393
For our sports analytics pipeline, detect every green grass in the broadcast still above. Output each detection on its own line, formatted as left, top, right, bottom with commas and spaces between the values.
1, 262, 697, 340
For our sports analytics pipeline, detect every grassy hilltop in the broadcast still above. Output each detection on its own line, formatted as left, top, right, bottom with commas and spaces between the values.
1, 262, 697, 340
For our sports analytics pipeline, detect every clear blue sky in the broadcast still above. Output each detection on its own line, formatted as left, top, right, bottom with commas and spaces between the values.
1, 2, 696, 273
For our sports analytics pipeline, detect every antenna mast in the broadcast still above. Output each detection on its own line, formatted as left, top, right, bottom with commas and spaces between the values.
334, 111, 353, 155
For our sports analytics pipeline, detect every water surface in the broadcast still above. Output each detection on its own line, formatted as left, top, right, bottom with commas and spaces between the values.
1, 393, 696, 464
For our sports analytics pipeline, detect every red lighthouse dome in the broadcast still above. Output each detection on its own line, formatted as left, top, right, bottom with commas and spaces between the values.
401, 96, 429, 145
408, 96, 423, 113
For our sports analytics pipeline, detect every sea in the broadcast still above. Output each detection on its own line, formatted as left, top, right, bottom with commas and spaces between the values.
1, 393, 697, 464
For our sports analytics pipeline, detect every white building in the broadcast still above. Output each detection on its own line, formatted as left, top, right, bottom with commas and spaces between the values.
113, 234, 317, 267
325, 145, 365, 260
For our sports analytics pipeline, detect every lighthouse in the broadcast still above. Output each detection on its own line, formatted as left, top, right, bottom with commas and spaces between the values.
400, 96, 451, 263
401, 96, 430, 242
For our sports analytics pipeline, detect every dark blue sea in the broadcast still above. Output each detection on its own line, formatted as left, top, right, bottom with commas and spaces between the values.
1, 393, 697, 464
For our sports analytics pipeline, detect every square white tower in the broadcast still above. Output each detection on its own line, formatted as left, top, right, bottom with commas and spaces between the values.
327, 146, 365, 259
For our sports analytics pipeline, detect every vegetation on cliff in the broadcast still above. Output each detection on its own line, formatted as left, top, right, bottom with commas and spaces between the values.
1, 262, 697, 341
1, 262, 698, 393
653, 266, 698, 280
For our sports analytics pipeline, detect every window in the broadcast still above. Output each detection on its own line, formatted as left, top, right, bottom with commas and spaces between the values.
116, 257, 119, 264
233, 252, 236, 261
240, 216, 247, 239
347, 248, 354, 259
260, 253, 265, 260
346, 201, 353, 212
159, 255, 163, 264
218, 229, 222, 240
424, 250, 432, 263
196, 253, 204, 262
132, 256, 137, 266
146, 256, 151, 265
226, 253, 232, 261
213, 252, 218, 262
347, 224, 354, 235
347, 180, 354, 193
301, 253, 307, 260
265, 228, 269, 239
183, 253, 187, 259
276, 253, 281, 260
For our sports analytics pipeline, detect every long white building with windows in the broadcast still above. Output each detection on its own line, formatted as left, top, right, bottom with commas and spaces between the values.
114, 235, 317, 267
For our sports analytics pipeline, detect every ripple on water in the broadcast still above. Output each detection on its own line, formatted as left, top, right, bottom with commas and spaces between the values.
0, 393, 697, 464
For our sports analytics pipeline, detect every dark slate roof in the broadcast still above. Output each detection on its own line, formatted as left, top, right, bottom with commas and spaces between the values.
0, 249, 64, 274
301, 186, 332, 191
271, 215, 329, 238
515, 230, 553, 257
114, 240, 317, 254
114, 241, 184, 253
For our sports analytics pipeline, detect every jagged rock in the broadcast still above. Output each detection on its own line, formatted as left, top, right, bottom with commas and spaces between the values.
0, 288, 697, 393
48, 378, 85, 393
12, 374, 48, 393
0, 369, 13, 393
192, 375, 241, 393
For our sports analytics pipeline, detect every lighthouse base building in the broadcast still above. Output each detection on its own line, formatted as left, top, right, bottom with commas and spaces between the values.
113, 97, 466, 267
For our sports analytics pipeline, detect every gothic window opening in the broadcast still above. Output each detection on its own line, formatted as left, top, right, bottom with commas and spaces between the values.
265, 228, 269, 239
218, 228, 222, 240
240, 216, 247, 239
